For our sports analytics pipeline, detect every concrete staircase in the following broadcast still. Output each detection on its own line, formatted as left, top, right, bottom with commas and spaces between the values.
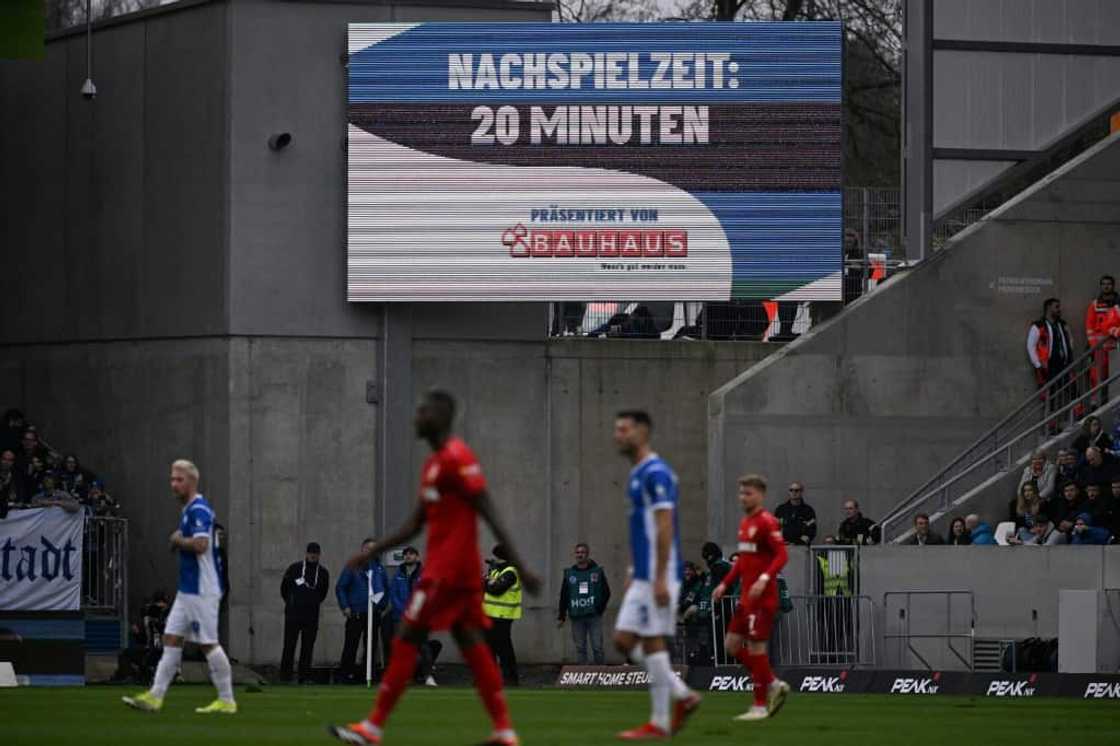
708, 131, 1120, 543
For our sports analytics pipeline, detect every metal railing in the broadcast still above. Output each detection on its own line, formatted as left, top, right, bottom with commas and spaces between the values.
689, 592, 875, 669
547, 187, 903, 340
548, 257, 908, 341
883, 590, 975, 671
551, 300, 812, 341
82, 516, 128, 618
879, 340, 1119, 542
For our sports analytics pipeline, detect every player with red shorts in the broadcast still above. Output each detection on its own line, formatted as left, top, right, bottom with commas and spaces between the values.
329, 390, 541, 746
712, 473, 790, 722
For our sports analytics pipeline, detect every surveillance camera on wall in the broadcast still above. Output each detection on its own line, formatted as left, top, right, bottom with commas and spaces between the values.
268, 132, 293, 151
80, 78, 97, 100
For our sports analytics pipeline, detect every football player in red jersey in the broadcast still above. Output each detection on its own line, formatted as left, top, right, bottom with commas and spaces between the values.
329, 390, 541, 746
711, 473, 790, 722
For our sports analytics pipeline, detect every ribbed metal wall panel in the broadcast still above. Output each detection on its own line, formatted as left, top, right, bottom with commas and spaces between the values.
347, 22, 843, 302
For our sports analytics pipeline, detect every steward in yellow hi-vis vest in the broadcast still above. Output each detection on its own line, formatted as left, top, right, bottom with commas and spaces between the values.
483, 545, 521, 685
816, 551, 851, 597
484, 564, 522, 619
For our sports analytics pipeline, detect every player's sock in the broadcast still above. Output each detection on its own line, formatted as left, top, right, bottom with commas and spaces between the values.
641, 651, 671, 732
462, 641, 514, 732
747, 654, 774, 708
369, 637, 420, 727
149, 645, 183, 699
205, 645, 235, 703
645, 650, 690, 700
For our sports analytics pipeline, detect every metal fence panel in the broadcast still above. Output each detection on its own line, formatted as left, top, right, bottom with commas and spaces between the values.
548, 187, 901, 340
82, 517, 128, 631
883, 590, 975, 671
677, 592, 875, 669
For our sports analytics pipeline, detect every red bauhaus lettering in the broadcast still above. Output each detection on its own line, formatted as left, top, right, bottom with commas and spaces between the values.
510, 229, 690, 259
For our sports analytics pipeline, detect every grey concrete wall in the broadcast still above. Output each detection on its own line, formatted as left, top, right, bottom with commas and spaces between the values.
0, 0, 554, 345
0, 3, 231, 342
861, 545, 1120, 672
405, 338, 777, 665
0, 339, 234, 600
225, 336, 381, 665
710, 133, 1120, 550
0, 333, 775, 665
928, 0, 1120, 214
224, 0, 548, 337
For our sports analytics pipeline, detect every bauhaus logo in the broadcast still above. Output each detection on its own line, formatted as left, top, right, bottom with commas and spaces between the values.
799, 672, 847, 693
503, 224, 688, 259
890, 672, 941, 694
1083, 682, 1120, 699
986, 675, 1038, 697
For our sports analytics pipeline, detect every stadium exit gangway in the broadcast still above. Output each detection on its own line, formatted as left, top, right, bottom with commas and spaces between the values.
879, 339, 1120, 543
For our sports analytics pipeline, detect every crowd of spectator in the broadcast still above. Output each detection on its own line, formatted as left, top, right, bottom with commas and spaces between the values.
1000, 437, 1119, 545
894, 428, 1120, 547
0, 408, 120, 519
1009, 274, 1120, 545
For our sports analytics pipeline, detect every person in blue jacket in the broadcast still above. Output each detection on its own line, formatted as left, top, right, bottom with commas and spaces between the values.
335, 538, 388, 682
386, 545, 440, 686
1070, 513, 1112, 545
965, 514, 997, 545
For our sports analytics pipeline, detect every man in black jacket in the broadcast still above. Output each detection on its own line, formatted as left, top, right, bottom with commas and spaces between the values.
700, 542, 733, 663
280, 542, 330, 683
1078, 447, 1118, 492
903, 513, 945, 545
774, 481, 818, 545
837, 499, 879, 545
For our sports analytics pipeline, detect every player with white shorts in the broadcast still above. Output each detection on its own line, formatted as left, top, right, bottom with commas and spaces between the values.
164, 591, 221, 645
610, 410, 701, 741
615, 580, 680, 639
122, 460, 235, 715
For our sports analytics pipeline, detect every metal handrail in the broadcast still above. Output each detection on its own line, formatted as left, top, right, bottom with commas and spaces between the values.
879, 337, 1111, 538
882, 364, 1120, 542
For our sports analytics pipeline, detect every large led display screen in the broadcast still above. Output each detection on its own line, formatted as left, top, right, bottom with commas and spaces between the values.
347, 22, 842, 301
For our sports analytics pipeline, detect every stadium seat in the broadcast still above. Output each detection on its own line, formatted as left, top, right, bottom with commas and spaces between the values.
644, 302, 675, 334
994, 521, 1016, 546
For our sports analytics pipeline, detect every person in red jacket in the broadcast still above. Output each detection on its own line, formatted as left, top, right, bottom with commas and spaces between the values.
1085, 275, 1119, 400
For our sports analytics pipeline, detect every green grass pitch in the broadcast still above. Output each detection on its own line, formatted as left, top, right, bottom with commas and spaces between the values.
3, 686, 1117, 745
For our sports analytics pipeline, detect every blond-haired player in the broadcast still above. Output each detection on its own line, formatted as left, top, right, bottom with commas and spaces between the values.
122, 460, 235, 714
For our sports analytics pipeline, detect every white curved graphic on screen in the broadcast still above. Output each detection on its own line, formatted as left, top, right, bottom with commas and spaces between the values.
347, 125, 733, 302
348, 24, 421, 55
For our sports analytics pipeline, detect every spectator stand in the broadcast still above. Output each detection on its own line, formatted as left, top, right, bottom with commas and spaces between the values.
880, 339, 1120, 544
0, 409, 130, 673
548, 188, 909, 341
